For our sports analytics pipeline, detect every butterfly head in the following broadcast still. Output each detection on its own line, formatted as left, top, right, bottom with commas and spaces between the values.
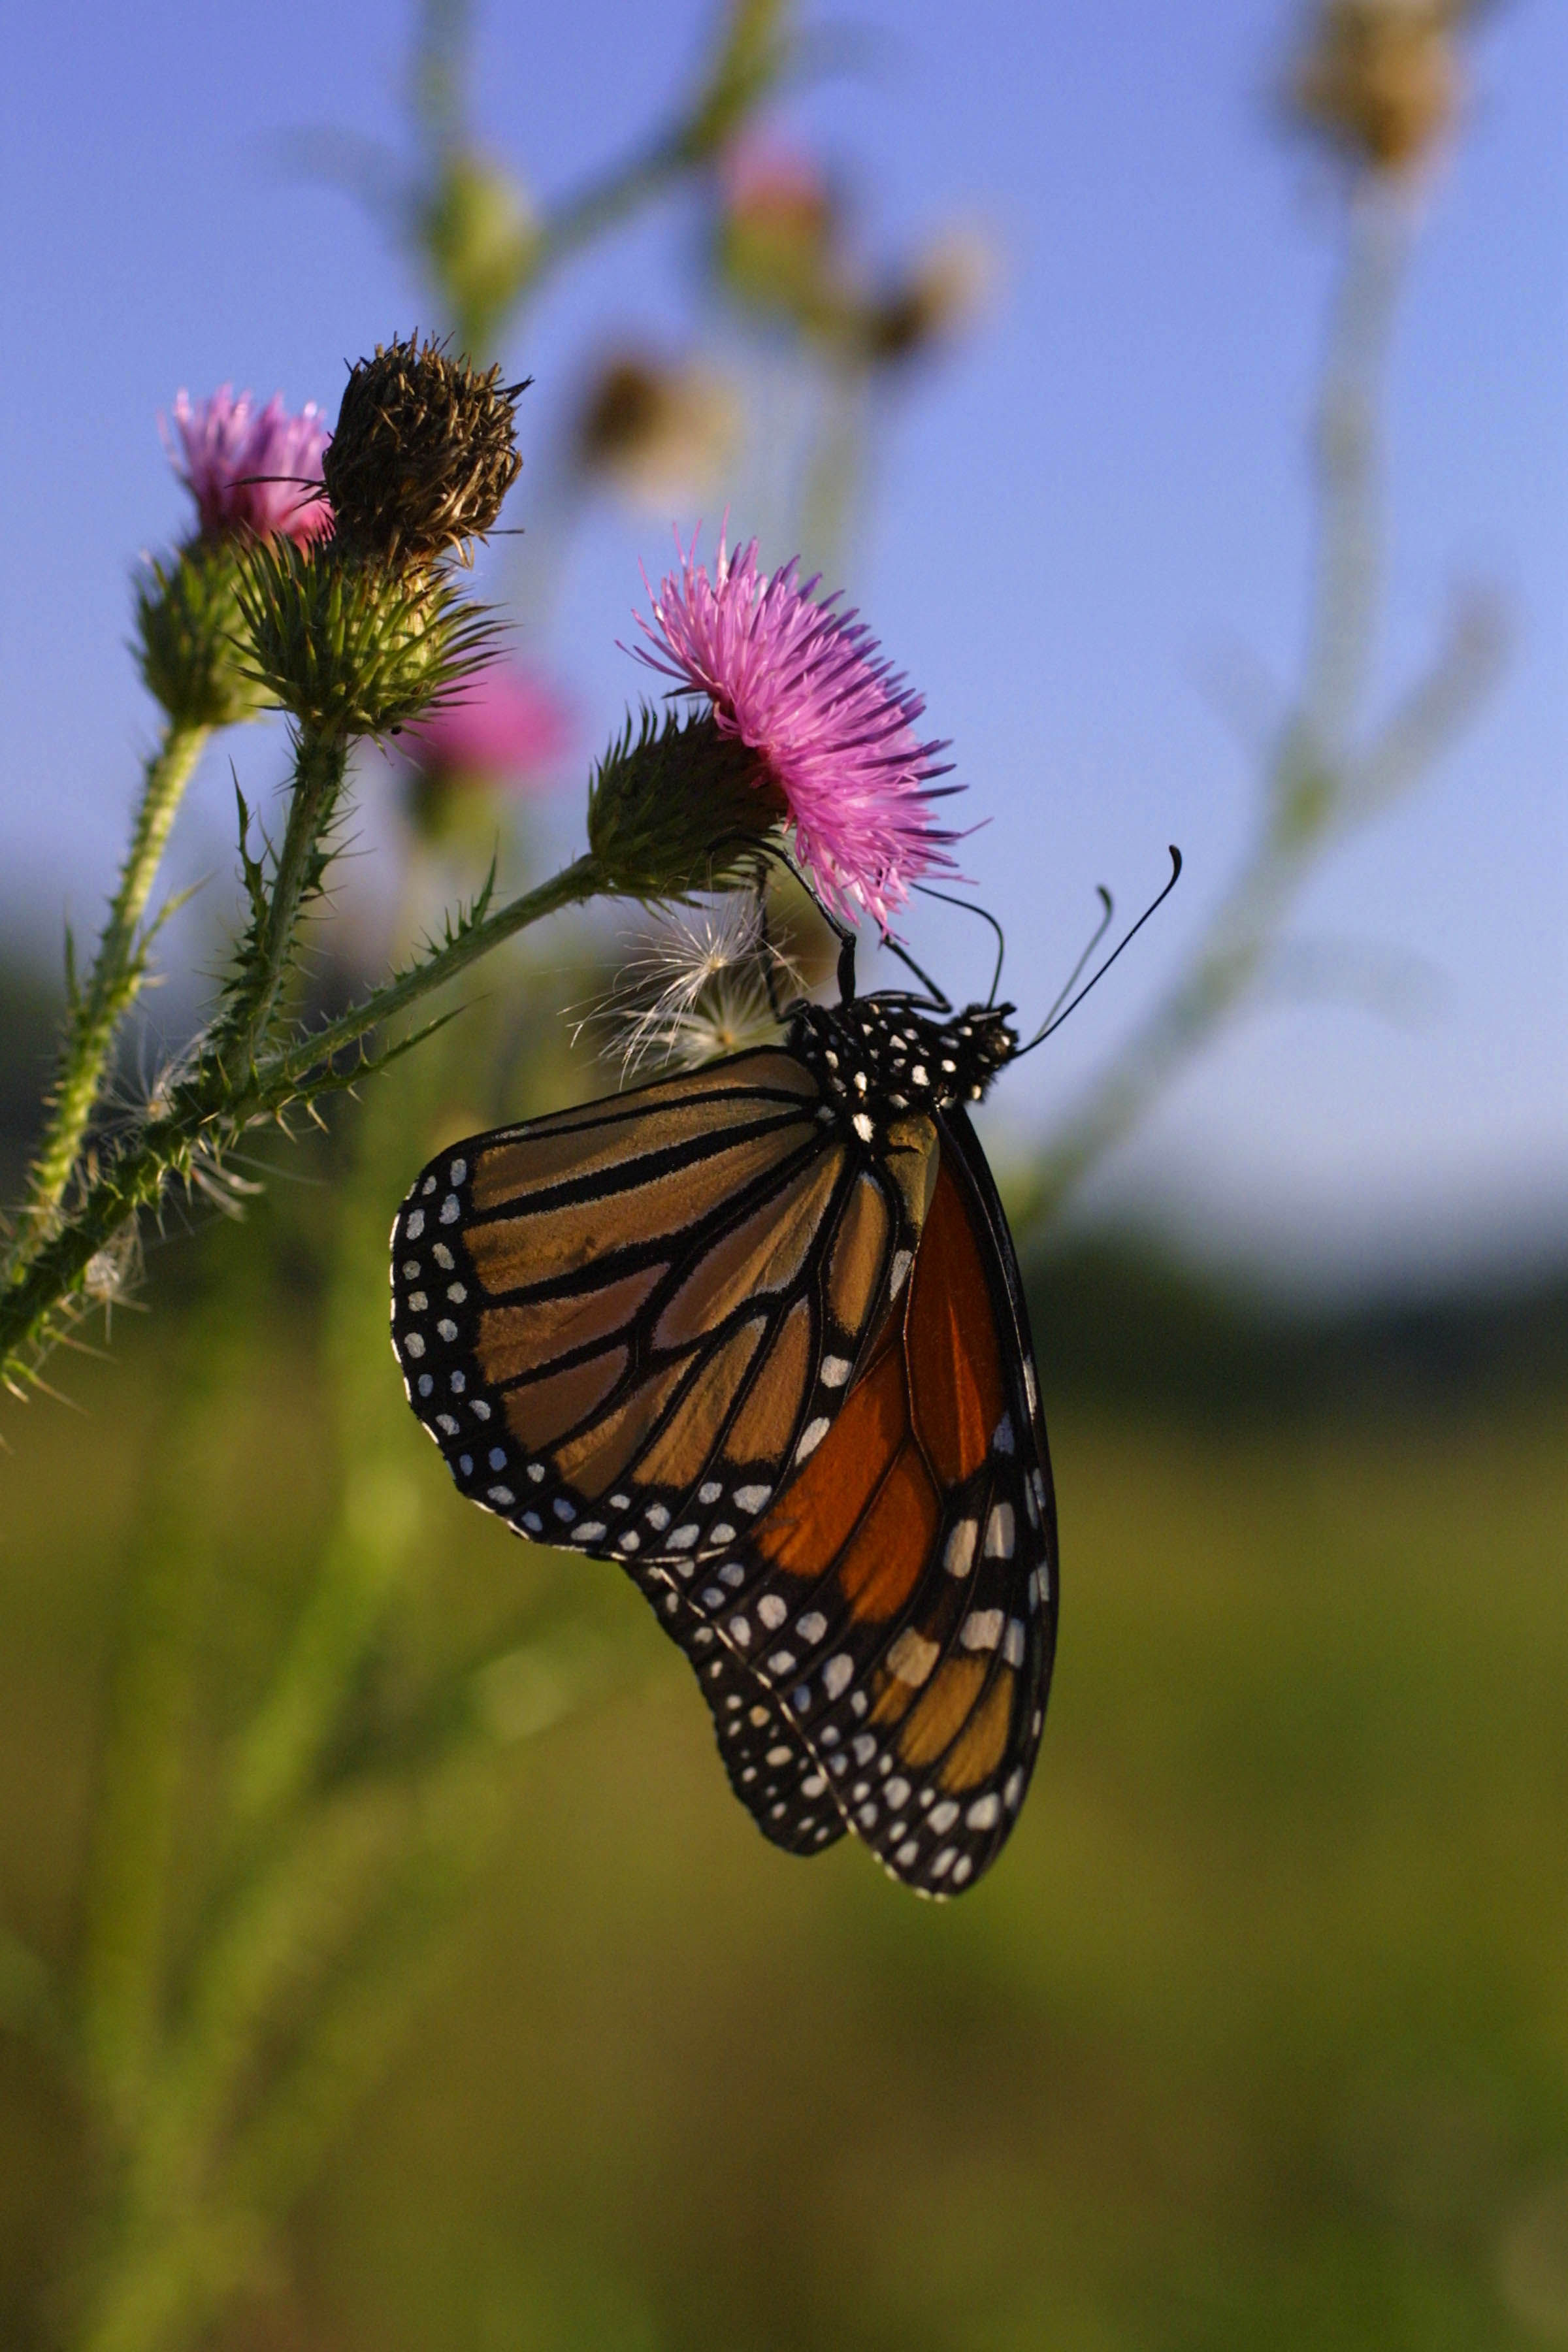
788, 994, 1017, 1145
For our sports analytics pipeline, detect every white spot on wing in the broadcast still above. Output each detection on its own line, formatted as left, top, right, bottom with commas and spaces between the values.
960, 1609, 1004, 1652
795, 1416, 830, 1462
822, 1654, 854, 1701
821, 1355, 853, 1388
943, 1519, 977, 1578
984, 1501, 1015, 1560
966, 1793, 1000, 1831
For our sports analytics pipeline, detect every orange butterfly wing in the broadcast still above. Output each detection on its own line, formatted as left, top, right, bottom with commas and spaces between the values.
649, 1117, 1056, 1895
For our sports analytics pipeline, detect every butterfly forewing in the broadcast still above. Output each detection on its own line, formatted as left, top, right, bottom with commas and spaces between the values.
390, 1050, 934, 1569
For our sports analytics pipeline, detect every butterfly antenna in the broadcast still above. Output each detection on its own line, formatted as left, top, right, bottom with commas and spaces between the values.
1039, 885, 1115, 1031
877, 934, 952, 1013
912, 884, 1007, 1005
749, 857, 788, 1023
749, 840, 863, 1000
1015, 847, 1183, 1055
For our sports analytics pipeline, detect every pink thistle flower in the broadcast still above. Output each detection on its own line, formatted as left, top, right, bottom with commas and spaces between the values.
632, 530, 960, 930
165, 385, 332, 545
402, 663, 574, 787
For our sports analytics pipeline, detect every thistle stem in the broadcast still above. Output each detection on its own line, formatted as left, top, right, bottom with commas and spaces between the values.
0, 853, 604, 1380
8, 721, 208, 1270
228, 727, 350, 1066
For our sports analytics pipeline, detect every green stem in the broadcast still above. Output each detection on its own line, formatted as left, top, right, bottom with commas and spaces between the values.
78, 1265, 262, 2147
0, 854, 603, 1378
1301, 193, 1407, 763
1024, 197, 1411, 1232
229, 728, 350, 1066
9, 722, 208, 1268
272, 851, 602, 1085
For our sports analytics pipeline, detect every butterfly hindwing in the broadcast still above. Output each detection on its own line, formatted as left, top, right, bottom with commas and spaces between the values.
633, 1116, 1057, 1897
391, 1053, 935, 1567
621, 1553, 846, 1855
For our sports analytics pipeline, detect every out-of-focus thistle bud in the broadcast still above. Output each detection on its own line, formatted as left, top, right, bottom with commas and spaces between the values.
714, 140, 840, 327
859, 229, 1000, 368
574, 351, 739, 510
1290, 0, 1469, 177
587, 708, 787, 899
138, 385, 331, 728
419, 157, 542, 367
238, 336, 524, 740
322, 335, 525, 569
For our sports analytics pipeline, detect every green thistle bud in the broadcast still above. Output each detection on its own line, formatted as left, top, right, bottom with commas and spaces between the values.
587, 707, 787, 898
322, 334, 526, 568
234, 538, 500, 740
135, 539, 269, 729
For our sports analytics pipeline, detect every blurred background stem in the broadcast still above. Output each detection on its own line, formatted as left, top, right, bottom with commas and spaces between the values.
1022, 186, 1433, 1230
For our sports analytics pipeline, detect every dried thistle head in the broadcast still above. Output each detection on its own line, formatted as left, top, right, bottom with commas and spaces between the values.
1290, 0, 1468, 177
322, 335, 526, 568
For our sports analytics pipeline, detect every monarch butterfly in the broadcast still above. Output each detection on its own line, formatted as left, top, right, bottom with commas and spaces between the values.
389, 859, 1176, 1897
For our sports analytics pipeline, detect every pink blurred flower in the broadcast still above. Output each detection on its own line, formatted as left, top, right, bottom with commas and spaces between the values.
165, 385, 332, 545
403, 663, 574, 786
632, 531, 960, 930
720, 137, 832, 231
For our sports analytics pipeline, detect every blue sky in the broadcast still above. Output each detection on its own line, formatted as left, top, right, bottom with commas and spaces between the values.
1, 0, 1562, 1288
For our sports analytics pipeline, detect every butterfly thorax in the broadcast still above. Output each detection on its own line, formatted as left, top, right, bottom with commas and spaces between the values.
786, 996, 1017, 1146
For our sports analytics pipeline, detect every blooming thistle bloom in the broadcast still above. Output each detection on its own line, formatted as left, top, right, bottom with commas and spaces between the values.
631, 531, 960, 930
402, 663, 573, 786
165, 386, 332, 545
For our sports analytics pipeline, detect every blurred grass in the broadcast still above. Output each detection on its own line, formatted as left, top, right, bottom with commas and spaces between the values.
1, 1245, 1564, 2351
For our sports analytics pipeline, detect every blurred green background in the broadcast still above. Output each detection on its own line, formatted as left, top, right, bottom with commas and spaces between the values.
1, 1047, 1564, 2349
3, 2, 1565, 2347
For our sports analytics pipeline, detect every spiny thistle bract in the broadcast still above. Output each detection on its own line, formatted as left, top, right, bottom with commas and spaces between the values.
323, 334, 527, 568
587, 705, 787, 899
233, 540, 502, 740
136, 540, 270, 729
